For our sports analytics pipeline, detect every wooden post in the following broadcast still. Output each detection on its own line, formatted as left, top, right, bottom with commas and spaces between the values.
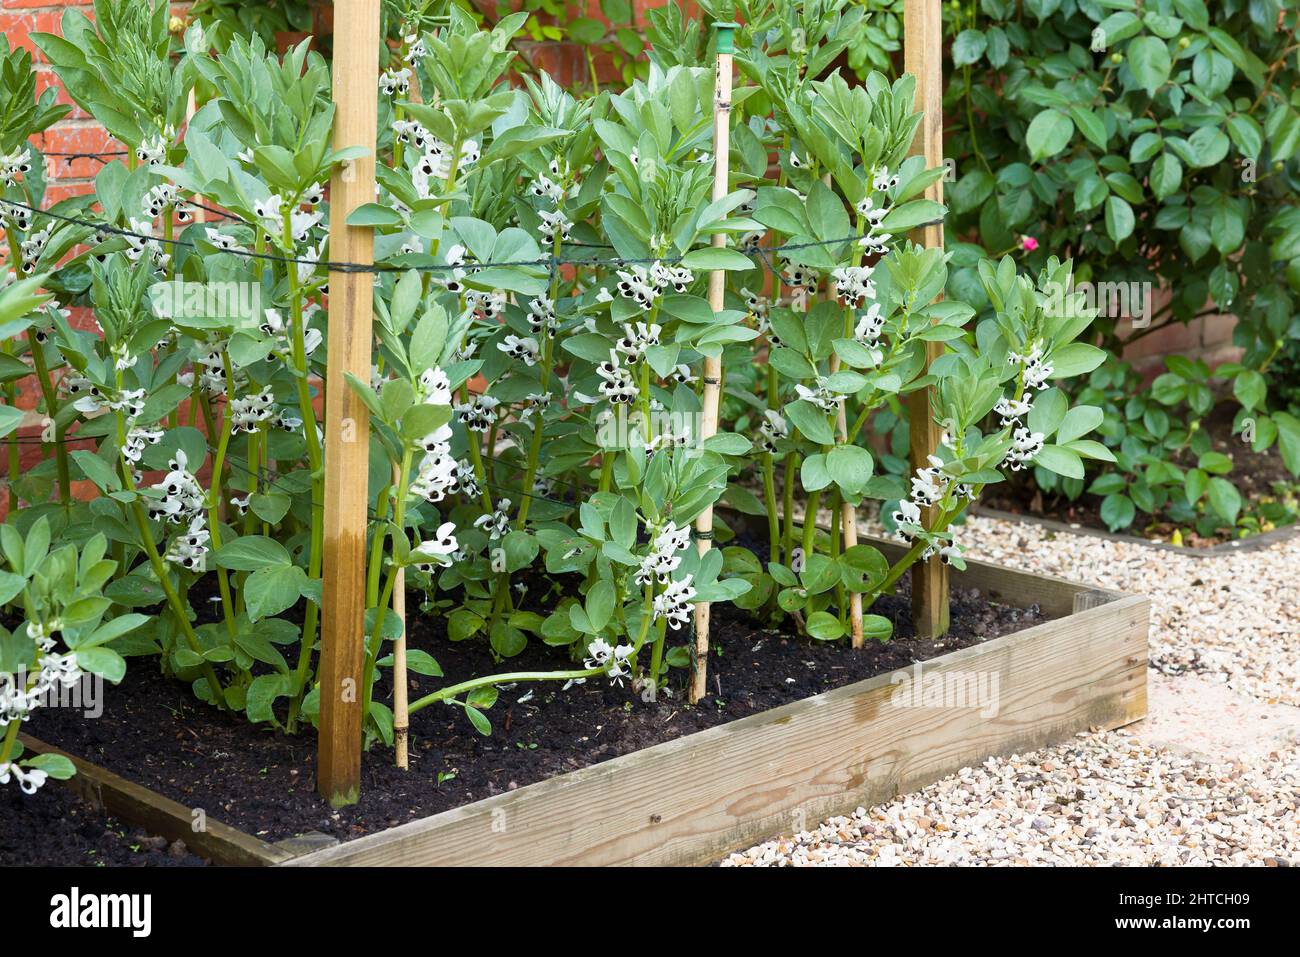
689, 19, 737, 706
318, 0, 381, 807
903, 0, 949, 638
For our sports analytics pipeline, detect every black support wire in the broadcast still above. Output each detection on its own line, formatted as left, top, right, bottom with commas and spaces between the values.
0, 196, 887, 275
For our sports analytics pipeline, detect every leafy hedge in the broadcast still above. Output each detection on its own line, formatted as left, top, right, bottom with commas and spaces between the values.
936, 0, 1300, 535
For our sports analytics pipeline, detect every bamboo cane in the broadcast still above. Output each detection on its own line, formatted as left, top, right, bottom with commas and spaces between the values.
818, 168, 866, 647
392, 462, 409, 769
391, 33, 421, 774
318, 0, 381, 807
831, 362, 865, 647
689, 19, 737, 706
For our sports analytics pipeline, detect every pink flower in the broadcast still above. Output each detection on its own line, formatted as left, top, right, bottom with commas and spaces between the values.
1020, 235, 1039, 252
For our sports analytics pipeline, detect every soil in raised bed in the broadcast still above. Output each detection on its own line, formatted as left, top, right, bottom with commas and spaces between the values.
980, 402, 1298, 546
0, 783, 207, 867
25, 571, 1045, 847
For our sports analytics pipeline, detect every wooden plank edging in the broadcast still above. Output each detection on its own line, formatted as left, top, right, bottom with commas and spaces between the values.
16, 557, 1149, 868
16, 733, 295, 867
286, 592, 1149, 867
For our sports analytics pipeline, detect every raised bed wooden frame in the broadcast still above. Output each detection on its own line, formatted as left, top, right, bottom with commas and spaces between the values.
23, 541, 1148, 867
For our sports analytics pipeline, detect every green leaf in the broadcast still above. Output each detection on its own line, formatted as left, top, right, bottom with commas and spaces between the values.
805, 611, 845, 641
784, 400, 836, 445
800, 453, 831, 492
1069, 107, 1108, 150
1232, 370, 1265, 411
1206, 477, 1241, 524
1026, 110, 1074, 161
1048, 343, 1107, 378
0, 570, 26, 606
74, 646, 126, 683
1150, 153, 1182, 201
861, 615, 892, 642
1032, 444, 1084, 479
214, 536, 291, 571
1100, 493, 1136, 530
952, 29, 987, 67
1105, 196, 1135, 242
244, 565, 307, 621
585, 580, 615, 632
465, 705, 492, 736
1128, 36, 1173, 96
1056, 406, 1103, 444
679, 247, 755, 272
22, 753, 76, 780
826, 445, 873, 494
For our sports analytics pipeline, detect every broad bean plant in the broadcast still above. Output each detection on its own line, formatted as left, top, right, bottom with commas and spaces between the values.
0, 0, 1110, 793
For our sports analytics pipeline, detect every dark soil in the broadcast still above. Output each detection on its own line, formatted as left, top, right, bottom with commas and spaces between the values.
0, 783, 207, 867
982, 402, 1298, 545
21, 570, 1045, 851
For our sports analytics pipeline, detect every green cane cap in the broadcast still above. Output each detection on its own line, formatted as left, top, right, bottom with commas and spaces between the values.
712, 21, 739, 55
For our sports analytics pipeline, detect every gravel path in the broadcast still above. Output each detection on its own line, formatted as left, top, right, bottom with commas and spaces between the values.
722, 516, 1300, 866
956, 515, 1300, 708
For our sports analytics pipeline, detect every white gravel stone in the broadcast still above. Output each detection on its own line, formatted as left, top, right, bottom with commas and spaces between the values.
722, 514, 1300, 866
949, 515, 1300, 707
722, 732, 1299, 867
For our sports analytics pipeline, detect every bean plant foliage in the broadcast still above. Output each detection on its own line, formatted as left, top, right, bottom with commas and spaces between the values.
0, 0, 1110, 793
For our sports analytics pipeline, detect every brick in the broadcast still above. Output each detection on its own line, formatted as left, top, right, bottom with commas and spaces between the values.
0, 10, 67, 61
1199, 312, 1237, 348
42, 178, 96, 202
33, 66, 87, 120
66, 305, 97, 332
3, 1, 92, 10
32, 123, 118, 180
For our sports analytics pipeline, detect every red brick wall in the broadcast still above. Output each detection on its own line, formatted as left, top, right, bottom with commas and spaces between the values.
5, 1, 108, 202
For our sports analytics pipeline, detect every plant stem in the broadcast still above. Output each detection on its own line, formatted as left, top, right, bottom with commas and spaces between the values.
205, 353, 239, 640
408, 666, 603, 715
516, 233, 563, 527
360, 448, 413, 724
284, 210, 326, 731
117, 415, 225, 708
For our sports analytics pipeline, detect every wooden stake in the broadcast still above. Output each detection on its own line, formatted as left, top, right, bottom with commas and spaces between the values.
318, 0, 381, 807
903, 0, 949, 639
392, 463, 409, 769
832, 366, 864, 647
820, 167, 866, 648
689, 20, 737, 706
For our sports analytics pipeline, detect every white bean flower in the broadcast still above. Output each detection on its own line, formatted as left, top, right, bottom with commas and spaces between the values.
0, 147, 33, 186
474, 500, 512, 540
795, 378, 838, 412
758, 409, 788, 453
455, 394, 500, 432
411, 522, 459, 571
0, 762, 49, 795
1006, 426, 1045, 470
652, 575, 697, 629
891, 498, 923, 540
994, 392, 1033, 425
498, 334, 541, 366
832, 265, 876, 307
